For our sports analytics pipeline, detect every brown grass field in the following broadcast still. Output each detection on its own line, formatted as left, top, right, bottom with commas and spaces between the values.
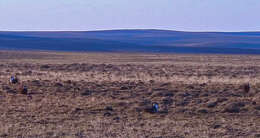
0, 51, 259, 138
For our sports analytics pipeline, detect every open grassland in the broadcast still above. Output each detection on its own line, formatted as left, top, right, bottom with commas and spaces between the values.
0, 51, 259, 138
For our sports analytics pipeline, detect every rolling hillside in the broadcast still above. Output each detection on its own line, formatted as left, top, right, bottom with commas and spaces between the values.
1, 30, 260, 54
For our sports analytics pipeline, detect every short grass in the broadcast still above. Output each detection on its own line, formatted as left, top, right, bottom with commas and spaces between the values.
0, 51, 259, 137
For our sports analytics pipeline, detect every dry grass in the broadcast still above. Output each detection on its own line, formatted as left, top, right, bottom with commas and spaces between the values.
0, 51, 259, 138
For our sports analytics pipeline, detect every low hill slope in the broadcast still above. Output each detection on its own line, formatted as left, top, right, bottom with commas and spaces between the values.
1, 30, 260, 54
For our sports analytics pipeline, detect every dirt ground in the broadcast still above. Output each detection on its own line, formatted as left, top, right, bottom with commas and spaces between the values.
0, 51, 259, 138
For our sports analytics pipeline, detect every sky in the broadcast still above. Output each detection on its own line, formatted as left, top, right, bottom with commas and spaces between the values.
0, 0, 260, 32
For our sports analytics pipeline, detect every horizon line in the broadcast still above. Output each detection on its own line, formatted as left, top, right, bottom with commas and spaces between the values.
1, 28, 260, 33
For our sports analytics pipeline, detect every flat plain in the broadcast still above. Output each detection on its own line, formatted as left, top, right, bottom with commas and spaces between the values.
0, 51, 259, 138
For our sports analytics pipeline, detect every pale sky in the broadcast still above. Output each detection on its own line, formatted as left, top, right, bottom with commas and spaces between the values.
0, 0, 260, 31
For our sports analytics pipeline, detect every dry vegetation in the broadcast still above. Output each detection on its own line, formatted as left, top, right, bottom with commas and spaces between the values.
0, 51, 259, 138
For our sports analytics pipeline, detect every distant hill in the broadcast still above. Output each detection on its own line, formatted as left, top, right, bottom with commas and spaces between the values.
1, 29, 260, 54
